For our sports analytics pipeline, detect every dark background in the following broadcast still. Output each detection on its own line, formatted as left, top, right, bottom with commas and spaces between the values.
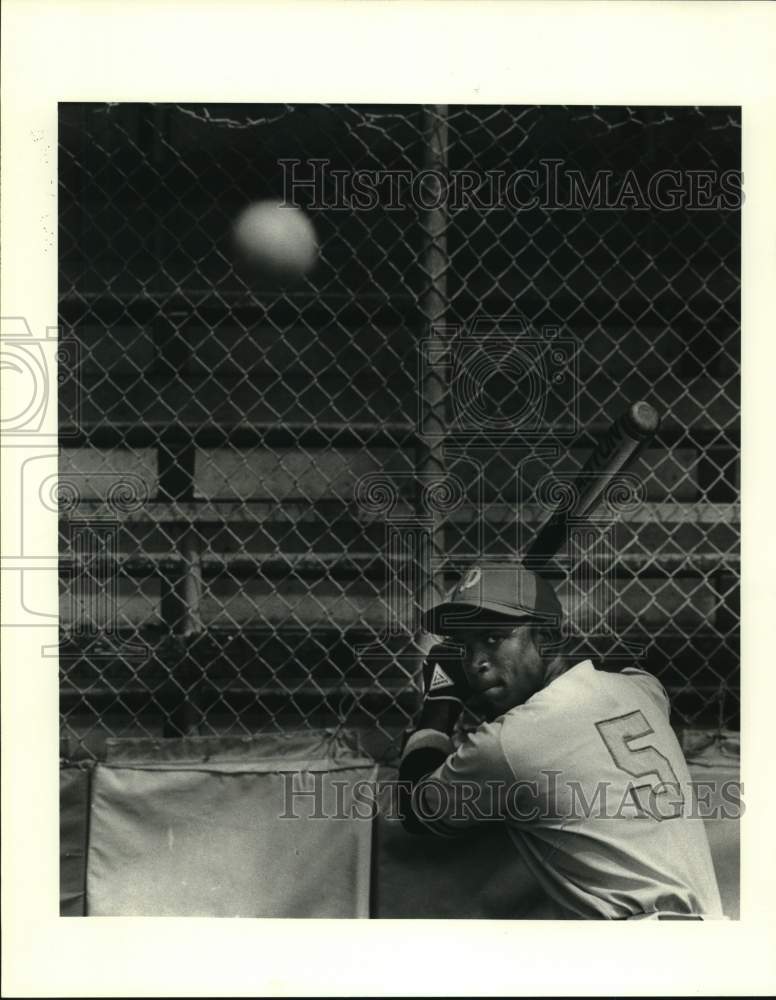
58, 104, 740, 760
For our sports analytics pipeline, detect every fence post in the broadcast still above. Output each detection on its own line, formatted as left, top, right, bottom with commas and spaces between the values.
156, 310, 203, 736
418, 104, 449, 623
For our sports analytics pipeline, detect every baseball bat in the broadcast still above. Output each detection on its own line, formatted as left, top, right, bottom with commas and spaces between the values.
524, 401, 661, 567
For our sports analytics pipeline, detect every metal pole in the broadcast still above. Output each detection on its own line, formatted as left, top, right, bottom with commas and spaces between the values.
419, 105, 449, 620
150, 106, 203, 735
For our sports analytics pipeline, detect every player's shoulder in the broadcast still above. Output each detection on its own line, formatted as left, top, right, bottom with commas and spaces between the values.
496, 662, 669, 772
524, 659, 600, 711
616, 665, 671, 712
571, 660, 672, 720
502, 659, 669, 726
494, 661, 598, 743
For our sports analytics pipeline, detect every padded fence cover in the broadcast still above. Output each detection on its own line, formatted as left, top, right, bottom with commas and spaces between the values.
685, 733, 741, 920
86, 733, 377, 917
60, 764, 92, 916
74, 731, 738, 919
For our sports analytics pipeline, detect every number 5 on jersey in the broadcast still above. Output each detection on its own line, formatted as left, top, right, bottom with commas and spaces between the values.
596, 710, 685, 820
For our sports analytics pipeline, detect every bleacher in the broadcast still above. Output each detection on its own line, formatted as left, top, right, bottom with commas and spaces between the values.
58, 103, 740, 763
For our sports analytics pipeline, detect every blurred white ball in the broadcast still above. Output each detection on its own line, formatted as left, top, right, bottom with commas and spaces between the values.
232, 200, 318, 280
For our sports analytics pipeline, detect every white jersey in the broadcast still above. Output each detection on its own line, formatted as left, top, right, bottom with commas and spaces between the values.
411, 660, 723, 919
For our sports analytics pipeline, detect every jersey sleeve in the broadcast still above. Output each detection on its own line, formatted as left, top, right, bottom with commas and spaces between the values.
399, 719, 517, 838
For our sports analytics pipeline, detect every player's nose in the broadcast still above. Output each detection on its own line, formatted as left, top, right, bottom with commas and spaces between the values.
463, 661, 485, 689
464, 645, 490, 677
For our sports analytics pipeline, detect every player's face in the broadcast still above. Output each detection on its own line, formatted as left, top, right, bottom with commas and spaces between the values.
458, 624, 545, 719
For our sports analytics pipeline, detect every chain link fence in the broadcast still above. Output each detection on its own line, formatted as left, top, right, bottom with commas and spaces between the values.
58, 103, 740, 761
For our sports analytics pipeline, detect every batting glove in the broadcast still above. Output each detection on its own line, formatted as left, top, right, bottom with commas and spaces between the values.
417, 642, 471, 735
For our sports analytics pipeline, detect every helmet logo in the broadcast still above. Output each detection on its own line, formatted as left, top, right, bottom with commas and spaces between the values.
459, 567, 481, 592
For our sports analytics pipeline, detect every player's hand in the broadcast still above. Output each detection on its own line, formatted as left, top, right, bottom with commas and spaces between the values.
415, 642, 472, 736
421, 642, 471, 706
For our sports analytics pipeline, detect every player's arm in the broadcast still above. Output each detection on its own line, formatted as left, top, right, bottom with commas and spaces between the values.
399, 642, 465, 783
398, 644, 510, 837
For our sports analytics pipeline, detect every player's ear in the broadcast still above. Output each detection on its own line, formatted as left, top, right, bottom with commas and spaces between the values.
532, 625, 561, 657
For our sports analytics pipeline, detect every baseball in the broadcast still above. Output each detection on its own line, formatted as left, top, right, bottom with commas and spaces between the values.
231, 200, 318, 280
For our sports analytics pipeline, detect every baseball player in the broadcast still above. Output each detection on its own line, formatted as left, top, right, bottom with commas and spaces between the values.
399, 564, 723, 920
